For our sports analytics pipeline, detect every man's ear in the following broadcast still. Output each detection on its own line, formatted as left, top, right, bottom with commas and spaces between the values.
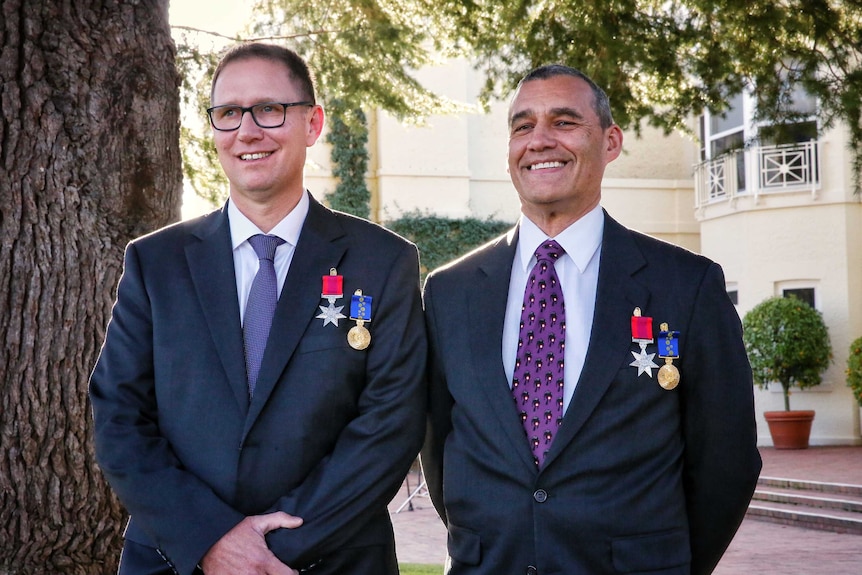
605, 124, 624, 163
306, 105, 325, 147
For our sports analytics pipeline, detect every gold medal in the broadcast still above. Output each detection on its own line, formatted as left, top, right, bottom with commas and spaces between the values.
347, 289, 373, 350
657, 322, 681, 390
658, 359, 680, 390
348, 320, 371, 350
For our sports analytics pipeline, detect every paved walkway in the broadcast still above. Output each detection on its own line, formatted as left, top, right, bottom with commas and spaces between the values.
388, 446, 862, 572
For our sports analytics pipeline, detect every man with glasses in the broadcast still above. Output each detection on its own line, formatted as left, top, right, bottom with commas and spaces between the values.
91, 43, 426, 575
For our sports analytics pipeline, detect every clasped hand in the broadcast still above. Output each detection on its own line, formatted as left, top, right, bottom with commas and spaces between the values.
200, 511, 303, 575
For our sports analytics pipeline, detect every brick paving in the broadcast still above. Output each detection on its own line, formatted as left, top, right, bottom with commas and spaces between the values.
389, 446, 862, 572
388, 468, 447, 566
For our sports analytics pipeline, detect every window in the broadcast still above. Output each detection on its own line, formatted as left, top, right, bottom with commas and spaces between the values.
754, 78, 820, 189
726, 281, 739, 305
783, 287, 815, 308
710, 92, 745, 134
758, 84, 818, 146
697, 83, 821, 205
705, 93, 746, 193
727, 290, 739, 305
759, 120, 817, 146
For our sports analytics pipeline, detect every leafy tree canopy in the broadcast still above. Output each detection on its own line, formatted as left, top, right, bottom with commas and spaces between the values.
174, 0, 862, 201
439, 1, 859, 129
435, 0, 861, 189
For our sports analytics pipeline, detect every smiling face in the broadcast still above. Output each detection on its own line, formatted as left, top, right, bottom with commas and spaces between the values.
211, 56, 323, 213
507, 74, 622, 233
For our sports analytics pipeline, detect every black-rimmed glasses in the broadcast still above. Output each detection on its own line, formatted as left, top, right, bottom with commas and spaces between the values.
207, 101, 315, 131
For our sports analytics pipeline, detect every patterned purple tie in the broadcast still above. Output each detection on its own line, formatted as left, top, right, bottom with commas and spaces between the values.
512, 240, 566, 467
244, 234, 285, 396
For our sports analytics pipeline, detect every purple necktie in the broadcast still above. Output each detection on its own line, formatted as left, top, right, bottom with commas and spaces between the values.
512, 240, 566, 467
244, 234, 285, 396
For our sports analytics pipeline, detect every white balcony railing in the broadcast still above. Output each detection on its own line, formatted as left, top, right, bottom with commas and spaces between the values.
695, 140, 821, 207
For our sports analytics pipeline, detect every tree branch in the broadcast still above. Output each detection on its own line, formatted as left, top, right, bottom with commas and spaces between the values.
170, 24, 338, 42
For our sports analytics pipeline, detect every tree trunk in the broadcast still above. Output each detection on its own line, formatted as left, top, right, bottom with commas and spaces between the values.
0, 1, 181, 572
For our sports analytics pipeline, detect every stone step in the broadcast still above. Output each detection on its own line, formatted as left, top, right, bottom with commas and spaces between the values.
747, 502, 862, 535
748, 476, 862, 535
758, 475, 862, 497
753, 489, 862, 514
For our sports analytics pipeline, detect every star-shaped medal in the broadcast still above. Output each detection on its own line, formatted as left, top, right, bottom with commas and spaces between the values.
630, 347, 659, 377
316, 301, 346, 327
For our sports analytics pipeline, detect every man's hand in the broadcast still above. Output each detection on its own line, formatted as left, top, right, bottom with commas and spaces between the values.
200, 512, 303, 575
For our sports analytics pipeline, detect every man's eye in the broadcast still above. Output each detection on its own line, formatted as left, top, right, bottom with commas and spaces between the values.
220, 107, 238, 118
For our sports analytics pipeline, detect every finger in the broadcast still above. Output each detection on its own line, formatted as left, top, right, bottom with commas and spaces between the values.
262, 553, 300, 575
251, 511, 304, 534
265, 511, 303, 529
268, 563, 299, 575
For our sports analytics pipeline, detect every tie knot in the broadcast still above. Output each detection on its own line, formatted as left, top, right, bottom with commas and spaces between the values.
535, 240, 564, 263
248, 234, 285, 261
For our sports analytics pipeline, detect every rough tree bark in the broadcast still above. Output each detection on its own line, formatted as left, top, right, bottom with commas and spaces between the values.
0, 1, 181, 572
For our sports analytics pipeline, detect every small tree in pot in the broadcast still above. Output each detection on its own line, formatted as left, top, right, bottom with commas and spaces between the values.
742, 296, 832, 448
846, 336, 862, 408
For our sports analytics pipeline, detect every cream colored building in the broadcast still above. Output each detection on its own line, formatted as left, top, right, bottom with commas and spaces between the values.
303, 61, 862, 446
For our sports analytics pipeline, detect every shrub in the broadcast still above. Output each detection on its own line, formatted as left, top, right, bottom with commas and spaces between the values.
846, 336, 862, 407
387, 212, 511, 280
742, 296, 832, 411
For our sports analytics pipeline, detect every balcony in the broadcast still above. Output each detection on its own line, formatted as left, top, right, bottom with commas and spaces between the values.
694, 140, 821, 207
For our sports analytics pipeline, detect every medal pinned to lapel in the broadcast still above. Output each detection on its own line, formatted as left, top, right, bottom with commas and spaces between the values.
630, 307, 659, 377
316, 268, 346, 327
657, 323, 681, 390
347, 289, 373, 350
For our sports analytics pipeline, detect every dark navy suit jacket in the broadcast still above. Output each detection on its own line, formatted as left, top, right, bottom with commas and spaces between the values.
91, 193, 426, 575
422, 211, 761, 575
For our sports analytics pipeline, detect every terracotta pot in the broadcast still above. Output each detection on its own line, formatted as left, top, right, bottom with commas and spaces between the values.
763, 410, 815, 449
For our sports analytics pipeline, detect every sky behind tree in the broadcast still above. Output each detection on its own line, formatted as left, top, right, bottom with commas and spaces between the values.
169, 0, 250, 40
170, 0, 254, 217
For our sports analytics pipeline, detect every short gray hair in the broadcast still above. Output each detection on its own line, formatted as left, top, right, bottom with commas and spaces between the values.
517, 64, 615, 130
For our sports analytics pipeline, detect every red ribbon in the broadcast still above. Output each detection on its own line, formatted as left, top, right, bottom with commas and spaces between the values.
322, 275, 343, 297
631, 315, 653, 341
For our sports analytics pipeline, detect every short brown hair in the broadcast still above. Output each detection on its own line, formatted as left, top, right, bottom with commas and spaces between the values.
210, 43, 316, 104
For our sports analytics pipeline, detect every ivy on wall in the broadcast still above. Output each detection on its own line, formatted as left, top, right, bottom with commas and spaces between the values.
387, 212, 512, 279
325, 99, 370, 219
323, 98, 510, 278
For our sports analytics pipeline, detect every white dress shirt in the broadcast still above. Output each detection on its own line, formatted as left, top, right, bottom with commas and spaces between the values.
228, 191, 309, 325
502, 204, 603, 413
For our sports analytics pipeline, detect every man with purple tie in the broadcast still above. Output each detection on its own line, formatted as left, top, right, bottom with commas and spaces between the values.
421, 65, 761, 575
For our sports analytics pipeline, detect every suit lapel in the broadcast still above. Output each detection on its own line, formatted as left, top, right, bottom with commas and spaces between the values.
467, 226, 541, 472
185, 206, 250, 413
243, 195, 347, 433
543, 212, 651, 469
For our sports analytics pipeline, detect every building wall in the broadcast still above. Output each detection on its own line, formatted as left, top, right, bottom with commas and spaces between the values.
698, 121, 862, 445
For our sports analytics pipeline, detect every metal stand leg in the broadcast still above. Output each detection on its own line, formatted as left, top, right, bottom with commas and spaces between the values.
395, 465, 428, 513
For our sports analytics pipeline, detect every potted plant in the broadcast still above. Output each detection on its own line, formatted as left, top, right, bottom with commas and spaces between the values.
846, 336, 862, 410
742, 296, 832, 449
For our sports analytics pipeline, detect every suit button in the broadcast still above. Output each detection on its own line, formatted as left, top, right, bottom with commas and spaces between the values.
526, 566, 538, 575
533, 489, 548, 503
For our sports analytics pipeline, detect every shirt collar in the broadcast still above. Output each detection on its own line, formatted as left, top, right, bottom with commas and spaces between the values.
518, 204, 604, 273
228, 190, 309, 250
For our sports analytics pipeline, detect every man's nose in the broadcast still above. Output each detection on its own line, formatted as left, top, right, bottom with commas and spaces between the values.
236, 110, 264, 138
527, 123, 556, 149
